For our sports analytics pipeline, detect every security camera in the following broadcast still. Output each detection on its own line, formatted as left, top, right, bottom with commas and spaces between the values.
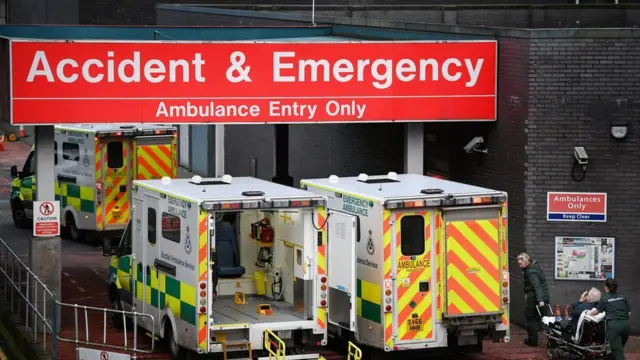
574, 147, 588, 165
464, 136, 486, 154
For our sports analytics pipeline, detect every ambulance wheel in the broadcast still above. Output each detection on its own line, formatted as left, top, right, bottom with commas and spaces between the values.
11, 204, 30, 229
165, 322, 186, 360
66, 214, 85, 242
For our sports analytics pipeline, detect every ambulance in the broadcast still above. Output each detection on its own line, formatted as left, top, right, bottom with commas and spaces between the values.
9, 124, 178, 242
300, 173, 511, 356
102, 175, 330, 360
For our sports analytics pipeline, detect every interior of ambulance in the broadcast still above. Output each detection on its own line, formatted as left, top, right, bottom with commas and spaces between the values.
207, 209, 315, 326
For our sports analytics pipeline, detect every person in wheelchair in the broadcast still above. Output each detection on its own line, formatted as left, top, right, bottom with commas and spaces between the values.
569, 287, 601, 330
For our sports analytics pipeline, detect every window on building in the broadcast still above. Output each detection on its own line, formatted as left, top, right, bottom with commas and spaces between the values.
400, 215, 425, 256
62, 142, 80, 161
107, 141, 124, 169
161, 212, 181, 243
148, 208, 157, 245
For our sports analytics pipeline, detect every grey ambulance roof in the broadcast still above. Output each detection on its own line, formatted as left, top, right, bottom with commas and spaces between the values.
302, 174, 504, 202
136, 176, 325, 203
55, 124, 176, 132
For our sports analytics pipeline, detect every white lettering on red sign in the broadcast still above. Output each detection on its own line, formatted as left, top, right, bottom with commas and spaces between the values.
26, 50, 207, 84
272, 52, 484, 89
25, 50, 484, 90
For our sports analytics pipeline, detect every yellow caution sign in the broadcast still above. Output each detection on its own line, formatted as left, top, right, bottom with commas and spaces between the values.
397, 259, 430, 271
234, 292, 247, 305
7, 132, 17, 142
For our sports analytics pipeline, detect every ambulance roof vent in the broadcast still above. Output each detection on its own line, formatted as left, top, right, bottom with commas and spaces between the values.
387, 172, 398, 180
357, 173, 400, 184
189, 175, 230, 186
120, 125, 136, 129
161, 176, 172, 185
328, 175, 339, 183
222, 174, 233, 183
357, 173, 368, 182
421, 188, 444, 195
242, 190, 265, 197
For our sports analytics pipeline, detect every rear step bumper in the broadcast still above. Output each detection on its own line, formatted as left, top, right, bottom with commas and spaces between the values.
257, 355, 321, 360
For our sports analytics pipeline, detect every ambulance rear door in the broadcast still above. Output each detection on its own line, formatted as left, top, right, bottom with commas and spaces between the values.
442, 205, 502, 318
391, 209, 437, 345
327, 210, 357, 331
133, 136, 176, 180
101, 137, 131, 229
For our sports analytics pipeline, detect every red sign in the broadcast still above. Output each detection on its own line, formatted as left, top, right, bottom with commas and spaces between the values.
9, 40, 497, 125
33, 200, 60, 236
547, 192, 607, 222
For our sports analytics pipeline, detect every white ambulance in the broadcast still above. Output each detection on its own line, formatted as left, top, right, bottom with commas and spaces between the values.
301, 173, 511, 356
103, 175, 330, 360
10, 124, 178, 242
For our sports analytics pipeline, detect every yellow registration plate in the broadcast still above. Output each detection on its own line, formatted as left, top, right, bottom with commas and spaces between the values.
112, 210, 122, 219
406, 318, 424, 332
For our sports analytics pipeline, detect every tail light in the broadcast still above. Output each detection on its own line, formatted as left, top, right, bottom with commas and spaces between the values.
502, 271, 510, 303
318, 275, 327, 308
198, 281, 207, 314
96, 182, 103, 205
383, 279, 393, 313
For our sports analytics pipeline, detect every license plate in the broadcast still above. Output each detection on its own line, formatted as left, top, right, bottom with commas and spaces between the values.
406, 318, 424, 332
278, 330, 292, 339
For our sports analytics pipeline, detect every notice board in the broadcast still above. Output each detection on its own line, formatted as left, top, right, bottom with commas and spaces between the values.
555, 236, 614, 281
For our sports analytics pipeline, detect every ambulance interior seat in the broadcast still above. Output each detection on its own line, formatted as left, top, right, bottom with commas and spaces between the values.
215, 220, 246, 278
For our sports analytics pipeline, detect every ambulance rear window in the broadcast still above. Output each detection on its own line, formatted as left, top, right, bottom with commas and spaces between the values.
400, 215, 425, 256
107, 142, 124, 169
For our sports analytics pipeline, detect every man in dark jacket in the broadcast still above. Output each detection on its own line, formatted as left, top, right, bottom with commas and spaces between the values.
569, 288, 601, 330
517, 252, 551, 347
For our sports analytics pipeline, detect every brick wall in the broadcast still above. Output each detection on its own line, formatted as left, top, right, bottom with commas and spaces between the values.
525, 36, 640, 332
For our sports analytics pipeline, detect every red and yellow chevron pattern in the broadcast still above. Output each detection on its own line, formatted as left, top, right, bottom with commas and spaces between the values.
95, 140, 103, 230
316, 206, 327, 331
499, 203, 510, 329
198, 211, 208, 351
435, 212, 443, 320
382, 210, 393, 347
135, 144, 174, 180
395, 212, 433, 342
445, 218, 501, 316
104, 140, 129, 226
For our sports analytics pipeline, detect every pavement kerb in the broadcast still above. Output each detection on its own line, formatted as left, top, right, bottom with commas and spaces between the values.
0, 302, 51, 360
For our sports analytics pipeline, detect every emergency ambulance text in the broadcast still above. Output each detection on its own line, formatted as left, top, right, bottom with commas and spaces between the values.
342, 195, 369, 217
398, 259, 430, 271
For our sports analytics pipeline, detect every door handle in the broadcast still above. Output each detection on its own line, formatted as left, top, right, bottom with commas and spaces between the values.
146, 265, 151, 276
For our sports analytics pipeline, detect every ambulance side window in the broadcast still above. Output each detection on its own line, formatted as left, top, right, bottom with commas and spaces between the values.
161, 212, 181, 243
22, 152, 35, 177
62, 142, 80, 162
148, 208, 157, 245
54, 141, 58, 165
107, 142, 124, 169
400, 215, 425, 256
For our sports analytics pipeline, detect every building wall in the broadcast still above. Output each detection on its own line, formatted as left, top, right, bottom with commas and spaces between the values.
525, 36, 640, 332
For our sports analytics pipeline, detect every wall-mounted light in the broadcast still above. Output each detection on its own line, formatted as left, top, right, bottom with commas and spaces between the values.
610, 120, 628, 140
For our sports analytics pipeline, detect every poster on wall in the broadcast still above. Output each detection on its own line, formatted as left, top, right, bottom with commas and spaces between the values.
555, 236, 614, 281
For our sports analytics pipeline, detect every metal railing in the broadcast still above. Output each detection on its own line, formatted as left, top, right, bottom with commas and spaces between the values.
0, 237, 155, 359
264, 329, 286, 360
347, 341, 362, 360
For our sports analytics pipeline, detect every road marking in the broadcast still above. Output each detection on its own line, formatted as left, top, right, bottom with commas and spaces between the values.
77, 287, 85, 293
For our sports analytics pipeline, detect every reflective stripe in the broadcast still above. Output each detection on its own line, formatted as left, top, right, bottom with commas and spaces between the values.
104, 142, 129, 226
95, 141, 103, 230
382, 210, 393, 347
445, 219, 501, 315
136, 144, 173, 180
316, 206, 327, 330
198, 211, 208, 351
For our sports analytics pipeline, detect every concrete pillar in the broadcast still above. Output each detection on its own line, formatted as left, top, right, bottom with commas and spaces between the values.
272, 125, 293, 186
29, 125, 61, 333
214, 125, 225, 177
404, 123, 424, 175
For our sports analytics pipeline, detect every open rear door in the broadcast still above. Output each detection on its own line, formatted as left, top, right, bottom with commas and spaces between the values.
327, 210, 357, 331
133, 136, 176, 180
443, 206, 502, 317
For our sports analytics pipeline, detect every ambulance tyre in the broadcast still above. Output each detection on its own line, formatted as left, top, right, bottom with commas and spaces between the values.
66, 213, 85, 242
165, 321, 187, 360
11, 203, 30, 229
111, 298, 124, 329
